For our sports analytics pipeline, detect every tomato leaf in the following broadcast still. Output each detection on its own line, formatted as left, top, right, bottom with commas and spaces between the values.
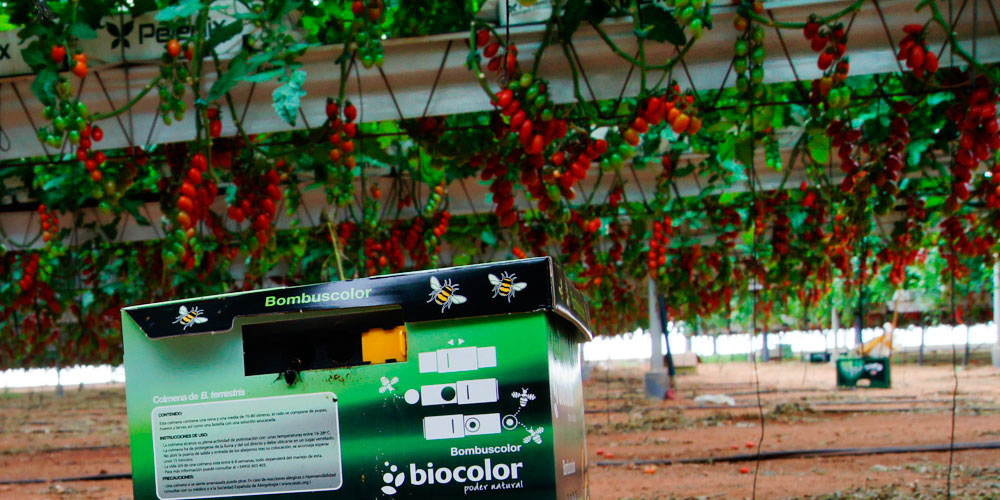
242, 68, 285, 83
587, 0, 613, 24
207, 52, 248, 101
638, 4, 686, 45
907, 138, 934, 166
560, 0, 587, 40
155, 0, 203, 21
21, 42, 47, 72
69, 22, 98, 40
30, 68, 60, 107
481, 229, 498, 247
130, 0, 159, 17
201, 20, 242, 56
808, 133, 830, 164
273, 69, 307, 126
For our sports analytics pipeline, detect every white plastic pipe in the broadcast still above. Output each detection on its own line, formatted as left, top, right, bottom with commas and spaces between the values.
993, 259, 999, 369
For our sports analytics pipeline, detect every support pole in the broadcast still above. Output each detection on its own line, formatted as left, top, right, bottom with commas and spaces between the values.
762, 330, 770, 362
644, 279, 670, 398
993, 259, 1000, 369
648, 278, 664, 372
919, 324, 926, 366
831, 308, 840, 362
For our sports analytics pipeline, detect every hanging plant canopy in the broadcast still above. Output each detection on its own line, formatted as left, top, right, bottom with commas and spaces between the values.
0, 0, 998, 369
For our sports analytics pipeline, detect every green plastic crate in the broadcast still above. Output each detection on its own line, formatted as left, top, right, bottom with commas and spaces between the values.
836, 357, 891, 389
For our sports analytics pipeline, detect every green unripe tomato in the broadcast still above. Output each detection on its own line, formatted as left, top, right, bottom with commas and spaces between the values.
734, 57, 748, 75
827, 87, 841, 108
533, 93, 547, 108
751, 25, 765, 45
734, 39, 748, 57
68, 130, 80, 144
610, 153, 624, 169
526, 83, 541, 101
76, 101, 90, 119
519, 73, 534, 88
53, 116, 68, 132
539, 107, 554, 122
751, 46, 765, 65
678, 6, 695, 24
43, 106, 56, 120
736, 75, 749, 93
47, 134, 62, 148
750, 66, 764, 84
690, 18, 704, 39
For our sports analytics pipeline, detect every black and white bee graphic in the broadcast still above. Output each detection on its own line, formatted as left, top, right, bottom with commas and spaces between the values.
511, 388, 536, 407
379, 376, 399, 393
488, 271, 527, 302
428, 276, 467, 312
523, 426, 544, 444
173, 305, 207, 330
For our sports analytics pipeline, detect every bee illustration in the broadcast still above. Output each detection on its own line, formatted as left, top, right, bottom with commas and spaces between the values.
173, 305, 208, 330
511, 388, 536, 407
488, 272, 527, 302
523, 426, 544, 445
428, 276, 467, 312
379, 376, 399, 393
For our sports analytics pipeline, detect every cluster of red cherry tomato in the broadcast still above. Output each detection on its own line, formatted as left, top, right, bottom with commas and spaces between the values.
898, 24, 939, 77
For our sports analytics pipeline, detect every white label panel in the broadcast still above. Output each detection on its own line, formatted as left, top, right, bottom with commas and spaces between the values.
151, 392, 342, 499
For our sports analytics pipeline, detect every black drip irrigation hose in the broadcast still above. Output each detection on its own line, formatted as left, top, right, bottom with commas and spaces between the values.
584, 398, 995, 414
2, 442, 998, 484
594, 440, 1000, 467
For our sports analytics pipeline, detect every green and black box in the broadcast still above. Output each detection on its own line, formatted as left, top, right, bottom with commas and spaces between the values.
836, 357, 891, 388
122, 257, 591, 500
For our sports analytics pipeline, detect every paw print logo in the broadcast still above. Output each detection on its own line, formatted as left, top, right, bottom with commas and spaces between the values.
381, 462, 405, 495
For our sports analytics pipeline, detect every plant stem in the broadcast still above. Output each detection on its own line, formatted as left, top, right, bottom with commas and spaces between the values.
92, 76, 162, 121
747, 0, 866, 29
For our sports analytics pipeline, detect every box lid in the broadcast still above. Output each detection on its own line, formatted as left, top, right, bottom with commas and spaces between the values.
123, 257, 592, 341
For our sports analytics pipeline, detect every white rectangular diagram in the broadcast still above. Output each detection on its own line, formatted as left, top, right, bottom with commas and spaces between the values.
423, 413, 502, 440
457, 379, 499, 405
419, 379, 498, 406
419, 346, 497, 373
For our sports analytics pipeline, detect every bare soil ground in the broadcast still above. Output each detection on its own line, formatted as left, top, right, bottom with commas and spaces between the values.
585, 362, 1000, 499
0, 362, 998, 499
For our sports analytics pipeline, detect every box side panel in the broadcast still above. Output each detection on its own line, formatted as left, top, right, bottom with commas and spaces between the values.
547, 317, 587, 500
124, 309, 558, 499
367, 312, 557, 498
